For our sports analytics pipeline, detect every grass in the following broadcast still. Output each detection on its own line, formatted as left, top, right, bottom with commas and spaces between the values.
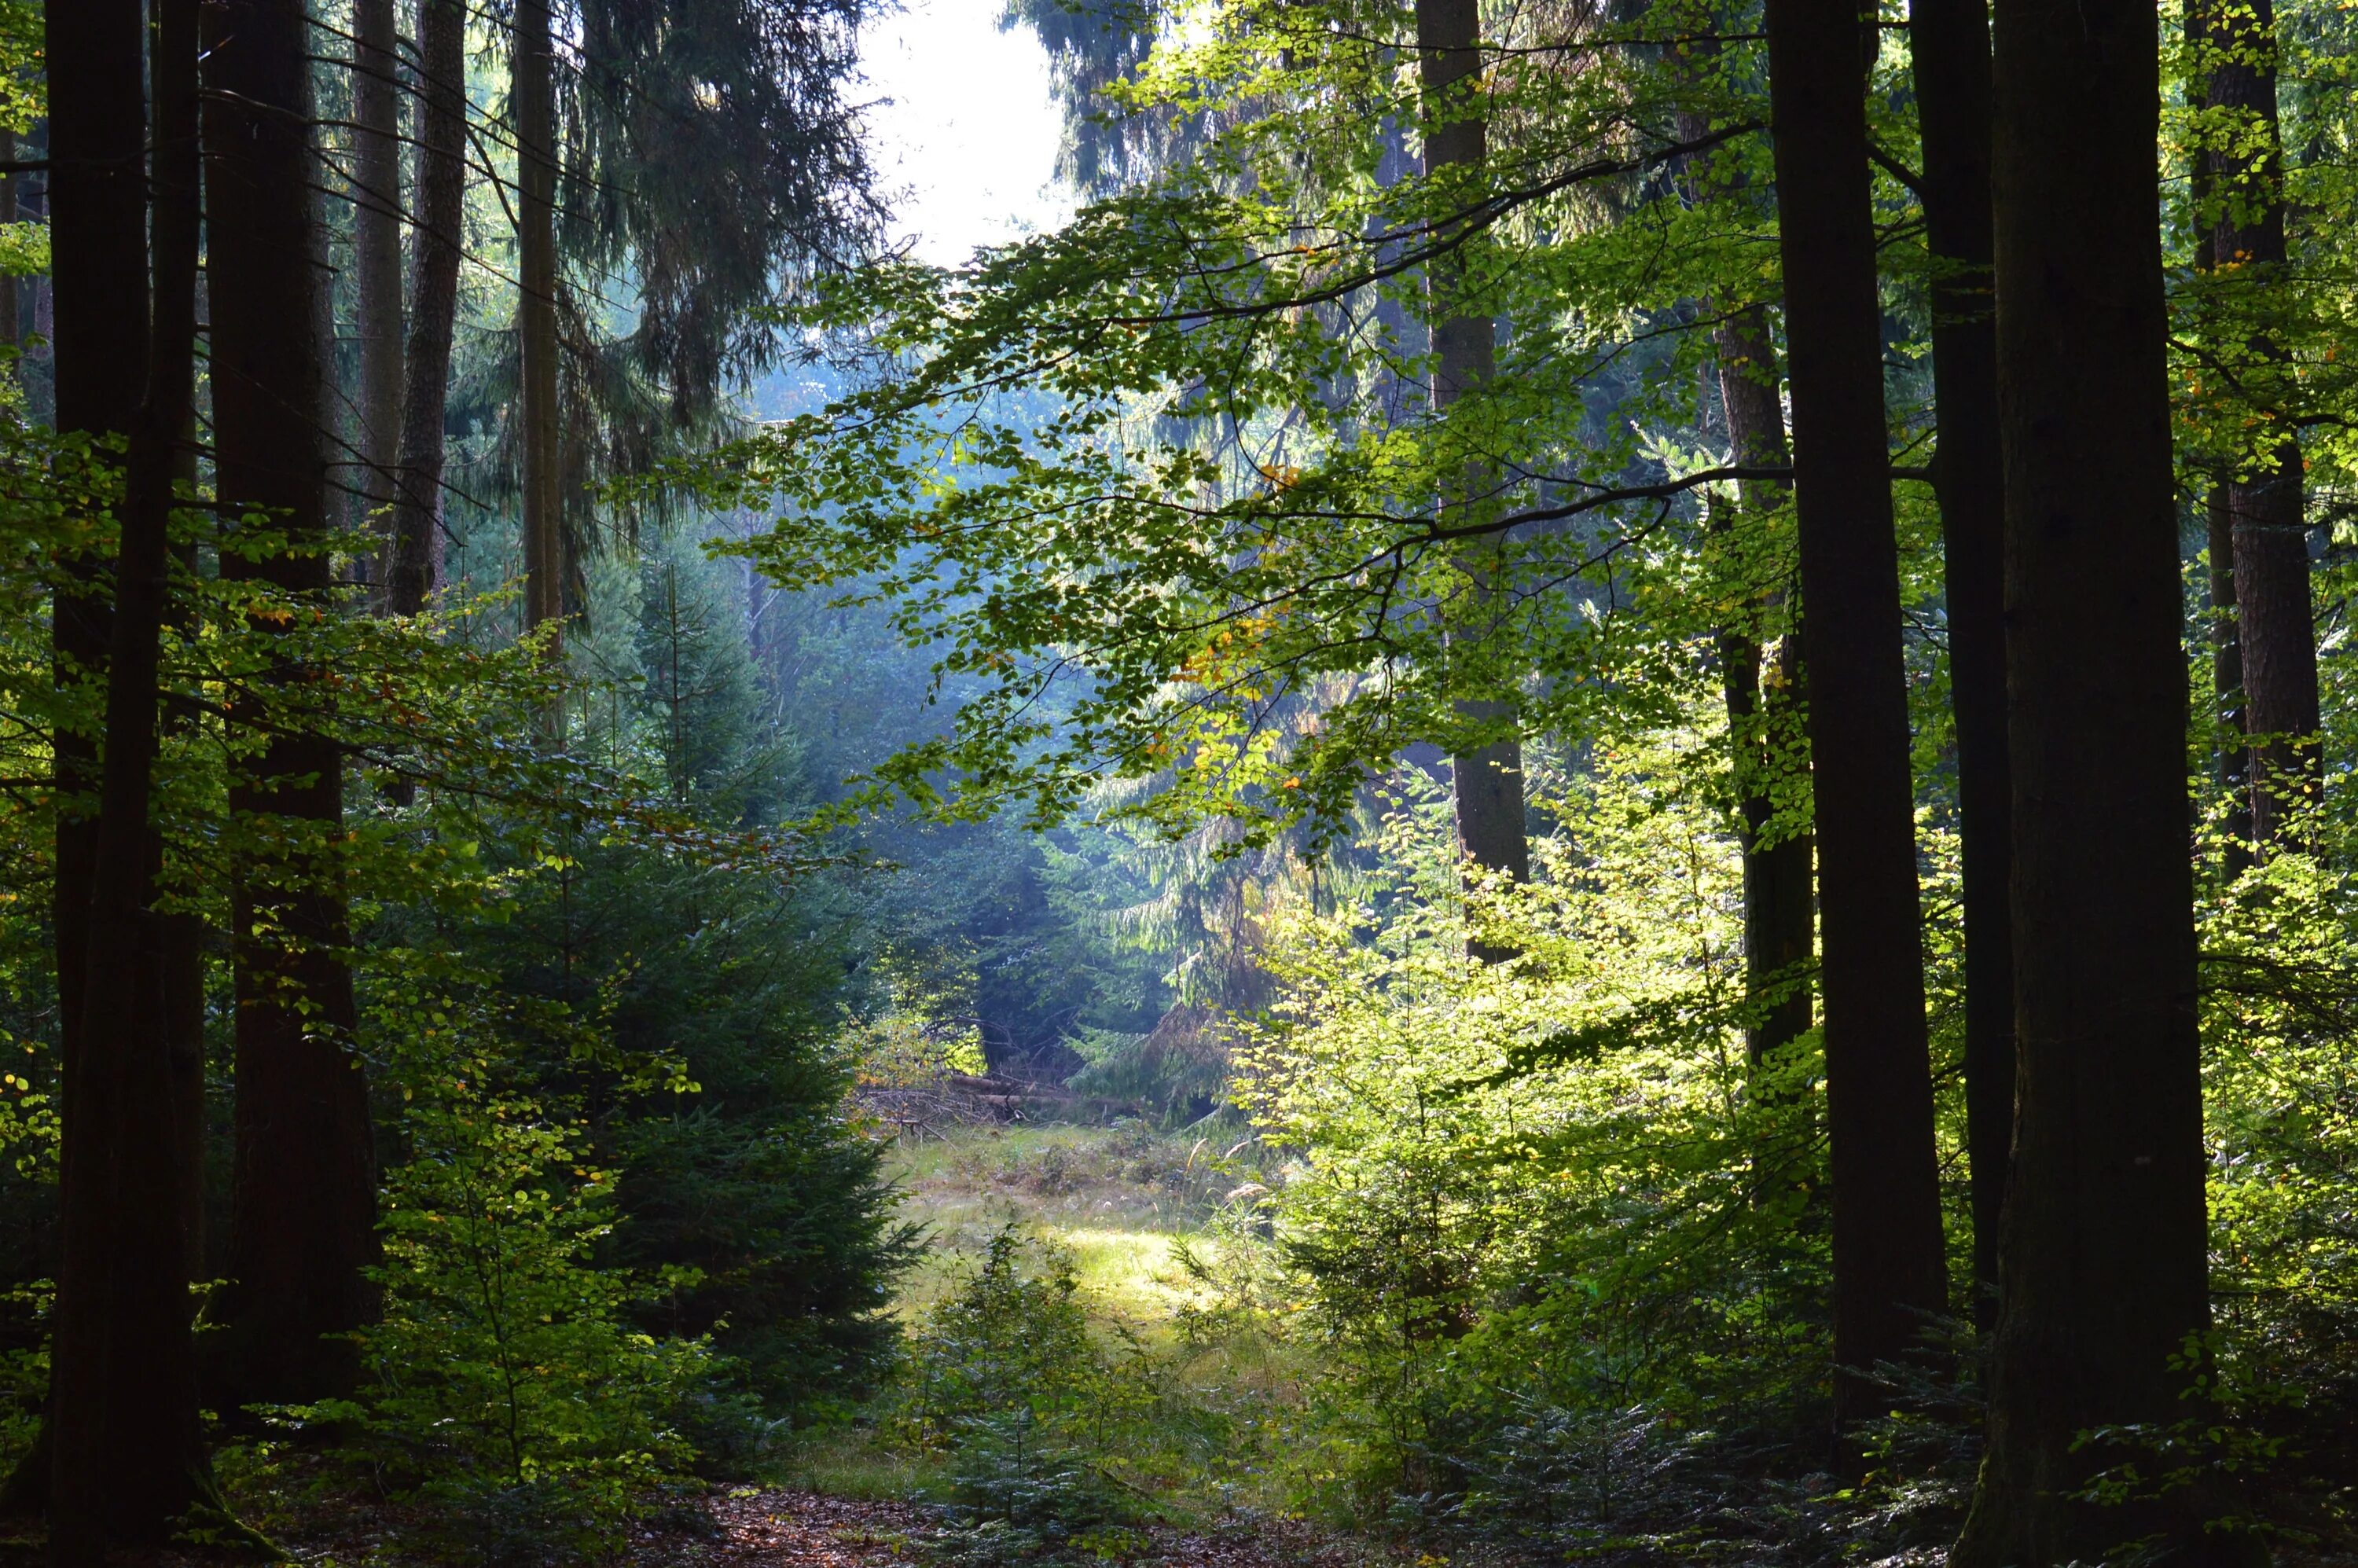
769, 1117, 1315, 1519
884, 1121, 1254, 1335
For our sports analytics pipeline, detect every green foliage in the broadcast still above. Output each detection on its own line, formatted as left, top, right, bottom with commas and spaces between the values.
334, 1086, 722, 1556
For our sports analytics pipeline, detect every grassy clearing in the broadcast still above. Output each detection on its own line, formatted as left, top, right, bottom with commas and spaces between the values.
772, 1118, 1313, 1521
885, 1121, 1250, 1328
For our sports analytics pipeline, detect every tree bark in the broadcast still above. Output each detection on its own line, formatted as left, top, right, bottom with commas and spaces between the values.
1417, 0, 1528, 899
1910, 0, 2015, 1327
1761, 0, 1950, 1434
354, 0, 406, 597
48, 0, 209, 1553
387, 0, 469, 615
516, 0, 566, 637
2198, 0, 2316, 847
1952, 0, 2242, 1554
204, 0, 381, 1411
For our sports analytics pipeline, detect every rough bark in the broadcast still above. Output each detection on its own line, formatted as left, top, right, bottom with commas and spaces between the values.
516, 0, 566, 637
1951, 0, 2244, 1554
354, 0, 406, 593
1417, 0, 1529, 898
48, 0, 209, 1551
205, 0, 381, 1411
1910, 0, 2015, 1326
2198, 0, 2317, 846
387, 0, 469, 615
1761, 0, 1950, 1432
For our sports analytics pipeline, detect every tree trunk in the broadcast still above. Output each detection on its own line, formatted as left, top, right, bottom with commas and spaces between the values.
1708, 307, 1816, 1070
1417, 0, 1528, 899
387, 0, 469, 615
1952, 0, 2242, 1553
205, 0, 381, 1412
516, 0, 566, 637
31, 0, 149, 1543
354, 0, 406, 599
49, 0, 209, 1552
46, 0, 152, 1216
2198, 0, 2316, 847
1761, 0, 1950, 1434
1910, 0, 2015, 1327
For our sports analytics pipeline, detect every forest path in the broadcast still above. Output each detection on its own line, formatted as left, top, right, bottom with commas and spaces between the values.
700, 1488, 1387, 1568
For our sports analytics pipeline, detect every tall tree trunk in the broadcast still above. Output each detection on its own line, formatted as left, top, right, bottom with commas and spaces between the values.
1761, 0, 1950, 1434
1417, 0, 1528, 898
387, 0, 469, 615
515, 0, 565, 637
49, 0, 209, 1552
2198, 0, 2316, 846
2186, 70, 2253, 869
1952, 0, 2242, 1553
46, 0, 151, 1210
1911, 0, 2015, 1328
1708, 307, 1816, 1070
354, 0, 406, 597
205, 0, 381, 1411
23, 0, 150, 1538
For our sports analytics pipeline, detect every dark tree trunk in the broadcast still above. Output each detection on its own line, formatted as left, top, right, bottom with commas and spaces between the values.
516, 0, 566, 637
1761, 0, 1950, 1433
2198, 0, 2316, 846
354, 0, 405, 596
387, 0, 468, 615
1910, 0, 2015, 1327
1952, 0, 2242, 1554
46, 0, 152, 1194
1417, 0, 1528, 898
48, 0, 209, 1553
1708, 307, 1816, 1070
205, 0, 381, 1411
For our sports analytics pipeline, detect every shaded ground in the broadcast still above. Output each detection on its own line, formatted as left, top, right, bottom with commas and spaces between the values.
701, 1489, 1401, 1568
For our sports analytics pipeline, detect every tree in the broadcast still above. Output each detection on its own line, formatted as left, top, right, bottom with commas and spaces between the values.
204, 0, 380, 1409
516, 0, 565, 636
1417, 0, 1529, 894
386, 0, 469, 615
1674, 59, 1816, 1076
1909, 0, 2014, 1320
2195, 0, 2318, 847
352, 0, 405, 580
1761, 0, 1948, 1431
47, 0, 208, 1550
1952, 0, 2245, 1552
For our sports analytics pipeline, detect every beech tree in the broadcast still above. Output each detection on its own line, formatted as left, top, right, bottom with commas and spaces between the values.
45, 0, 211, 1555
1760, 0, 1947, 1430
1910, 0, 2013, 1317
1954, 0, 2246, 1553
204, 0, 380, 1409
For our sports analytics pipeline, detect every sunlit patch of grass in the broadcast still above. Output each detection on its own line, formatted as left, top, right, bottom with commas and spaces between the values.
763, 1424, 954, 1503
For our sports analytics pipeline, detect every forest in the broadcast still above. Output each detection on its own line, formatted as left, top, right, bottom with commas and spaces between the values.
0, 0, 2353, 1561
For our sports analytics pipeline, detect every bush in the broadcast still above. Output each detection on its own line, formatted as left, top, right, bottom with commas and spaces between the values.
327, 1094, 725, 1557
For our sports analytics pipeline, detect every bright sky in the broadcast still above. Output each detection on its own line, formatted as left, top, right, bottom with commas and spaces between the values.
860, 0, 1076, 266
